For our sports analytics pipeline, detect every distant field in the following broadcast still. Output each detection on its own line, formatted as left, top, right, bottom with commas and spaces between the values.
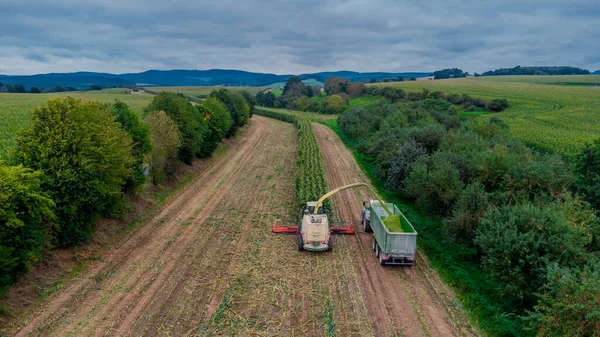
372, 77, 600, 157
0, 89, 154, 158
147, 86, 268, 98
269, 79, 324, 89
348, 95, 383, 107
477, 75, 600, 86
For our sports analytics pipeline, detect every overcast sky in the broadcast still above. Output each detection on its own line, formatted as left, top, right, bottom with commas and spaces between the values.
1, 0, 599, 75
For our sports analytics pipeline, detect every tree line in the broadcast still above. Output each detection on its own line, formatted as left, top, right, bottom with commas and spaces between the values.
0, 82, 137, 93
255, 76, 365, 114
0, 89, 254, 293
364, 86, 509, 112
339, 98, 599, 336
482, 66, 590, 76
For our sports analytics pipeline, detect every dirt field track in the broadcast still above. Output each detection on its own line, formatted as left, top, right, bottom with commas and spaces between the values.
2, 116, 479, 337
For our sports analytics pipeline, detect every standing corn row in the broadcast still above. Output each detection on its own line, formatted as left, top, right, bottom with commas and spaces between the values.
255, 109, 330, 212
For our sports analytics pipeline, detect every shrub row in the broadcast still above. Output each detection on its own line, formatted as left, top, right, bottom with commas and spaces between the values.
1, 90, 253, 293
364, 86, 510, 112
339, 99, 600, 336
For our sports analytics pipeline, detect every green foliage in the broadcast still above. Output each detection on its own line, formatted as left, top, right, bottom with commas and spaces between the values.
255, 91, 276, 107
369, 77, 600, 156
144, 92, 204, 164
239, 90, 256, 117
486, 99, 510, 112
474, 203, 591, 303
525, 261, 600, 337
198, 97, 232, 156
337, 94, 600, 335
209, 89, 250, 136
145, 111, 182, 184
111, 100, 152, 191
0, 163, 55, 288
574, 138, 600, 211
320, 94, 346, 114
15, 97, 134, 247
406, 156, 464, 215
445, 182, 490, 245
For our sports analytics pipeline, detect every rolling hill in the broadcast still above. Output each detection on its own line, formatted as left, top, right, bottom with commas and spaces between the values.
0, 69, 432, 89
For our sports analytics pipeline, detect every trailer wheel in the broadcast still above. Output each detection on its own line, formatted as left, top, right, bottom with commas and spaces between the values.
375, 244, 380, 258
363, 219, 372, 232
326, 235, 333, 252
371, 236, 376, 252
379, 251, 386, 266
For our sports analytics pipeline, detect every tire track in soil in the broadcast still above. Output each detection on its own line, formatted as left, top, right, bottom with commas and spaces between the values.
312, 122, 479, 337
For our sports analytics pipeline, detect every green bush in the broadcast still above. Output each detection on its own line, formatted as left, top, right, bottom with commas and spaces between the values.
486, 99, 509, 112
385, 140, 427, 190
144, 92, 204, 164
525, 261, 600, 337
0, 163, 55, 287
239, 90, 256, 117
474, 203, 591, 304
445, 182, 489, 245
321, 94, 346, 114
16, 97, 134, 246
574, 138, 600, 212
110, 100, 152, 191
209, 89, 250, 136
145, 111, 182, 184
198, 97, 232, 156
406, 156, 464, 215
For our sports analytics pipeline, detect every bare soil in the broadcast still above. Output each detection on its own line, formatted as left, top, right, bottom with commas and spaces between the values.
1, 116, 480, 337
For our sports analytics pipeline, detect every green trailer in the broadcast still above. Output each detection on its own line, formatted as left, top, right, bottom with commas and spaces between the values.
367, 200, 417, 266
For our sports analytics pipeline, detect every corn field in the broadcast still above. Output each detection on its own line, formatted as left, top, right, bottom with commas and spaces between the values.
255, 108, 330, 211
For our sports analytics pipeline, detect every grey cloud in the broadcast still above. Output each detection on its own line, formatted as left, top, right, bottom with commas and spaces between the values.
0, 0, 599, 75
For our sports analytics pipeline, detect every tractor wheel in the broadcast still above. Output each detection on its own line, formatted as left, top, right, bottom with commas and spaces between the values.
297, 223, 304, 251
326, 235, 333, 252
297, 233, 304, 251
363, 219, 372, 232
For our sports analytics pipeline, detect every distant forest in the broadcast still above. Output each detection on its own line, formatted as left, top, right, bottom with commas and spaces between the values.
481, 66, 590, 76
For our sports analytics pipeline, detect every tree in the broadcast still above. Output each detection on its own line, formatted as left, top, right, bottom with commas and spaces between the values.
486, 99, 509, 112
385, 140, 427, 190
15, 97, 134, 246
145, 111, 181, 184
433, 68, 467, 80
89, 84, 102, 91
320, 94, 346, 114
209, 89, 249, 136
0, 163, 55, 287
29, 86, 41, 93
111, 100, 152, 191
324, 77, 350, 95
256, 91, 276, 107
283, 76, 303, 95
13, 84, 26, 93
474, 203, 591, 303
144, 92, 204, 164
197, 97, 232, 156
239, 90, 256, 117
525, 262, 600, 337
